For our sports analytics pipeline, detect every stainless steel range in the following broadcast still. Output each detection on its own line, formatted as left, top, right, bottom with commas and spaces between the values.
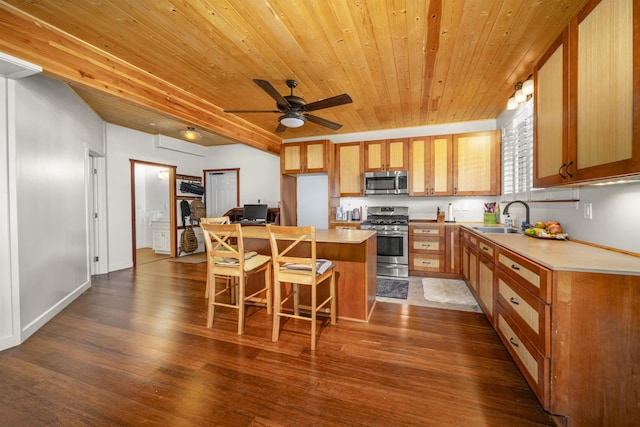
360, 206, 409, 278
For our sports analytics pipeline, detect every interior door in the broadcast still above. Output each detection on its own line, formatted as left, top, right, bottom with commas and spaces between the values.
206, 169, 239, 217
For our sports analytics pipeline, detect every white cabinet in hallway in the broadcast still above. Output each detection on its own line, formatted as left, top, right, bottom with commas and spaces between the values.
151, 220, 170, 254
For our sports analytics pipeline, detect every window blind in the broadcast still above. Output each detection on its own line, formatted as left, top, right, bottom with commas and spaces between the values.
502, 99, 533, 197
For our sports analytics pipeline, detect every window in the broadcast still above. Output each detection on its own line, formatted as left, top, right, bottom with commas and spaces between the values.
502, 98, 533, 198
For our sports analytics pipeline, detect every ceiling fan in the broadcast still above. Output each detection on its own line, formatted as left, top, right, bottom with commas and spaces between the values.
224, 79, 352, 132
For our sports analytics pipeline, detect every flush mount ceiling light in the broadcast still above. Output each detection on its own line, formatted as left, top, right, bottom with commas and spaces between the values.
279, 112, 306, 128
180, 126, 202, 141
506, 76, 534, 111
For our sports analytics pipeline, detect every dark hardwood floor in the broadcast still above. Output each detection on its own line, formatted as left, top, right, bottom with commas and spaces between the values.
0, 259, 555, 426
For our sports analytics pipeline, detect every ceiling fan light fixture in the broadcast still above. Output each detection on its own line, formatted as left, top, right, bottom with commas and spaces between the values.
180, 126, 202, 141
279, 112, 306, 128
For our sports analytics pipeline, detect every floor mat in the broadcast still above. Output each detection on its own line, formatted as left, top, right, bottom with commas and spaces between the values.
376, 278, 409, 299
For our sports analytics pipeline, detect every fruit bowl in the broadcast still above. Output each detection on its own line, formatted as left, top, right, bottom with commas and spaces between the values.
524, 228, 569, 240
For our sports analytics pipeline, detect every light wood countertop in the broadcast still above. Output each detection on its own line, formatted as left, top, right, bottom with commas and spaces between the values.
463, 225, 640, 276
240, 226, 376, 244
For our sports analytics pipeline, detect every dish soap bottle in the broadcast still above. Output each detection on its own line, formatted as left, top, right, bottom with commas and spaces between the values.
505, 214, 513, 228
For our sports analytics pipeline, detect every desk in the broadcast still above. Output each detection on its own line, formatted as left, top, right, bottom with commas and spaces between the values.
240, 227, 377, 322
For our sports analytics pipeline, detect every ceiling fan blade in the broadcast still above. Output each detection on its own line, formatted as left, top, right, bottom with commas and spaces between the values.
253, 79, 291, 108
275, 123, 287, 133
305, 93, 352, 111
223, 109, 280, 113
305, 114, 343, 130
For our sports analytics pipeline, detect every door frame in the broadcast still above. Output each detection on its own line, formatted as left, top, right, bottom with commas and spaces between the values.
130, 159, 177, 266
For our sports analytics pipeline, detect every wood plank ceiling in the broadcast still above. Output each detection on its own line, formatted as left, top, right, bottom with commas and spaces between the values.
0, 0, 590, 154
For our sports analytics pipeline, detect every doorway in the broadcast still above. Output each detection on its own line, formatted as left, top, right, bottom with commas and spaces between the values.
204, 168, 239, 217
130, 160, 176, 266
88, 152, 108, 275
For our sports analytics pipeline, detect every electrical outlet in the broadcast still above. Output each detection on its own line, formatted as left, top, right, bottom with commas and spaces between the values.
584, 202, 593, 220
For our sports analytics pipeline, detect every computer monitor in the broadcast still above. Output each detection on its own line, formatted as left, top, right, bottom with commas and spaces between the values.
242, 204, 268, 222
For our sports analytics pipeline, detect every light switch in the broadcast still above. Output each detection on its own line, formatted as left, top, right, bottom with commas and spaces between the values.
584, 202, 593, 220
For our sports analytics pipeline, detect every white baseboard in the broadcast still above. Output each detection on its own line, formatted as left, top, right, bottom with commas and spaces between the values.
20, 280, 91, 343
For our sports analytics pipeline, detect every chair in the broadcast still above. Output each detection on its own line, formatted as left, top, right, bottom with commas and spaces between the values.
200, 216, 230, 298
267, 225, 336, 351
201, 222, 272, 334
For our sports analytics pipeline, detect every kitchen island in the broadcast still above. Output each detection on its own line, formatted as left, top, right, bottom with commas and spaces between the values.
241, 227, 377, 322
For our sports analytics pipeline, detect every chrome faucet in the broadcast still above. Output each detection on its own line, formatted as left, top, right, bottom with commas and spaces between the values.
503, 200, 530, 228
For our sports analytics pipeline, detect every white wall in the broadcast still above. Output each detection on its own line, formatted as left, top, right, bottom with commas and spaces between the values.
106, 125, 204, 271
107, 127, 281, 269
12, 75, 104, 341
203, 143, 280, 207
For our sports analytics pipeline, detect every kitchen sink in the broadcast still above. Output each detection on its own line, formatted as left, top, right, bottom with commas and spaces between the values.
473, 226, 522, 234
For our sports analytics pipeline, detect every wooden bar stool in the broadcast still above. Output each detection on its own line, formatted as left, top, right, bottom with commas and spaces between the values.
267, 225, 336, 351
200, 216, 230, 298
201, 222, 272, 334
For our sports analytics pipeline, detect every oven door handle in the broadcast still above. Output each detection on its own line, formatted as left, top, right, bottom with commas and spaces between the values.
376, 231, 408, 236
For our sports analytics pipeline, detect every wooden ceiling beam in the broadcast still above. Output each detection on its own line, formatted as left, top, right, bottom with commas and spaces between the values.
0, 3, 282, 155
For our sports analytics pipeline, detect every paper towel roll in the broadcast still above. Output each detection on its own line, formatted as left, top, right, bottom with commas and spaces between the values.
447, 203, 453, 221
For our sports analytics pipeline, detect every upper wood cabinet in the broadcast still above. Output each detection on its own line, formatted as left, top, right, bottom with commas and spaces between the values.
281, 140, 329, 174
453, 131, 501, 196
534, 0, 639, 186
364, 138, 408, 171
409, 135, 453, 196
534, 30, 569, 187
336, 142, 363, 196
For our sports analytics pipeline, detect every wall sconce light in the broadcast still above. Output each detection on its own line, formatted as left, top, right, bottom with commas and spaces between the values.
180, 126, 203, 141
507, 76, 534, 111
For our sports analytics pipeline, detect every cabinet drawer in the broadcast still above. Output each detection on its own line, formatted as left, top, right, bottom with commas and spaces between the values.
496, 248, 552, 302
477, 236, 495, 261
412, 255, 444, 272
411, 225, 444, 237
412, 237, 443, 253
496, 307, 549, 407
496, 269, 550, 356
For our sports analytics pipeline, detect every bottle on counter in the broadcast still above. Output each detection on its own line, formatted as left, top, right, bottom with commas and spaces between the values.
505, 214, 513, 228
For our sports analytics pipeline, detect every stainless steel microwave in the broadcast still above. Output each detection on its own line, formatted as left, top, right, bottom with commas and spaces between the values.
364, 171, 409, 195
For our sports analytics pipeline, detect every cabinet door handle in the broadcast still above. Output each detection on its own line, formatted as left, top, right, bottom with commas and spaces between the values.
509, 297, 520, 305
482, 246, 489, 251
558, 163, 567, 179
509, 337, 520, 347
566, 160, 574, 178
481, 259, 489, 264
510, 264, 520, 271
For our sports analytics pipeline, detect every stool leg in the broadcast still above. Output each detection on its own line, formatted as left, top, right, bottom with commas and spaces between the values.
265, 263, 272, 315
293, 283, 300, 316
237, 275, 245, 335
330, 271, 337, 325
311, 283, 317, 351
272, 280, 281, 342
207, 274, 216, 328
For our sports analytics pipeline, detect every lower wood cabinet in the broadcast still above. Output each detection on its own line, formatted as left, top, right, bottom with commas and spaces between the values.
463, 226, 640, 424
496, 306, 550, 406
410, 224, 459, 277
461, 229, 478, 293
